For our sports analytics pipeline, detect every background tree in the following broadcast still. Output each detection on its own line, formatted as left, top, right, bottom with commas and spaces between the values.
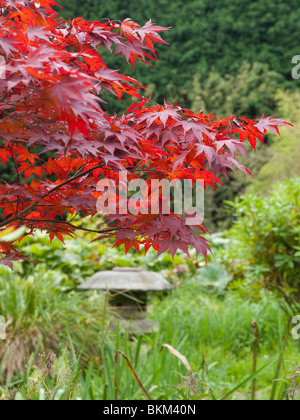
222, 178, 300, 310
189, 62, 282, 119
57, 0, 300, 107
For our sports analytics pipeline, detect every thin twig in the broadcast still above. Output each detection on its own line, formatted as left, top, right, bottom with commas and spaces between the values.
0, 163, 103, 228
20, 218, 117, 235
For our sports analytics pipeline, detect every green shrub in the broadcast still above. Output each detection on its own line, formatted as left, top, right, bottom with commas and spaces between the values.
221, 178, 300, 307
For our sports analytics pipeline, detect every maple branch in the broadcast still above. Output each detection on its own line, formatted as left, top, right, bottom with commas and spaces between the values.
0, 202, 38, 228
42, 163, 103, 197
20, 218, 118, 235
0, 163, 103, 229
1, 110, 32, 131
0, 162, 188, 229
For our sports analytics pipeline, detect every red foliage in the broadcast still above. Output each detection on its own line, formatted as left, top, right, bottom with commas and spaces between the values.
0, 0, 292, 267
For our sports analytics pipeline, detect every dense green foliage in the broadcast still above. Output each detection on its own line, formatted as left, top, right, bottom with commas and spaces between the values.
190, 62, 282, 118
222, 178, 300, 308
57, 0, 300, 108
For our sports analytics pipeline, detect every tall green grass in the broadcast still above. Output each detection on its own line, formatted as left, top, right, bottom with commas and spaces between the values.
89, 280, 297, 400
2, 274, 298, 400
0, 265, 108, 385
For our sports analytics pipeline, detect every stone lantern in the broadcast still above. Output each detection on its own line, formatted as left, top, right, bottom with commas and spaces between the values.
78, 267, 173, 334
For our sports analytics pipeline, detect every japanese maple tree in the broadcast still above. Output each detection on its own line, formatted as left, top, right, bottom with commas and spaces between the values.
0, 0, 291, 268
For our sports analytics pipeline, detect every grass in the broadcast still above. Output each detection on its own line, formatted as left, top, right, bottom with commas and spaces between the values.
92, 280, 298, 400
0, 265, 109, 385
1, 267, 299, 400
